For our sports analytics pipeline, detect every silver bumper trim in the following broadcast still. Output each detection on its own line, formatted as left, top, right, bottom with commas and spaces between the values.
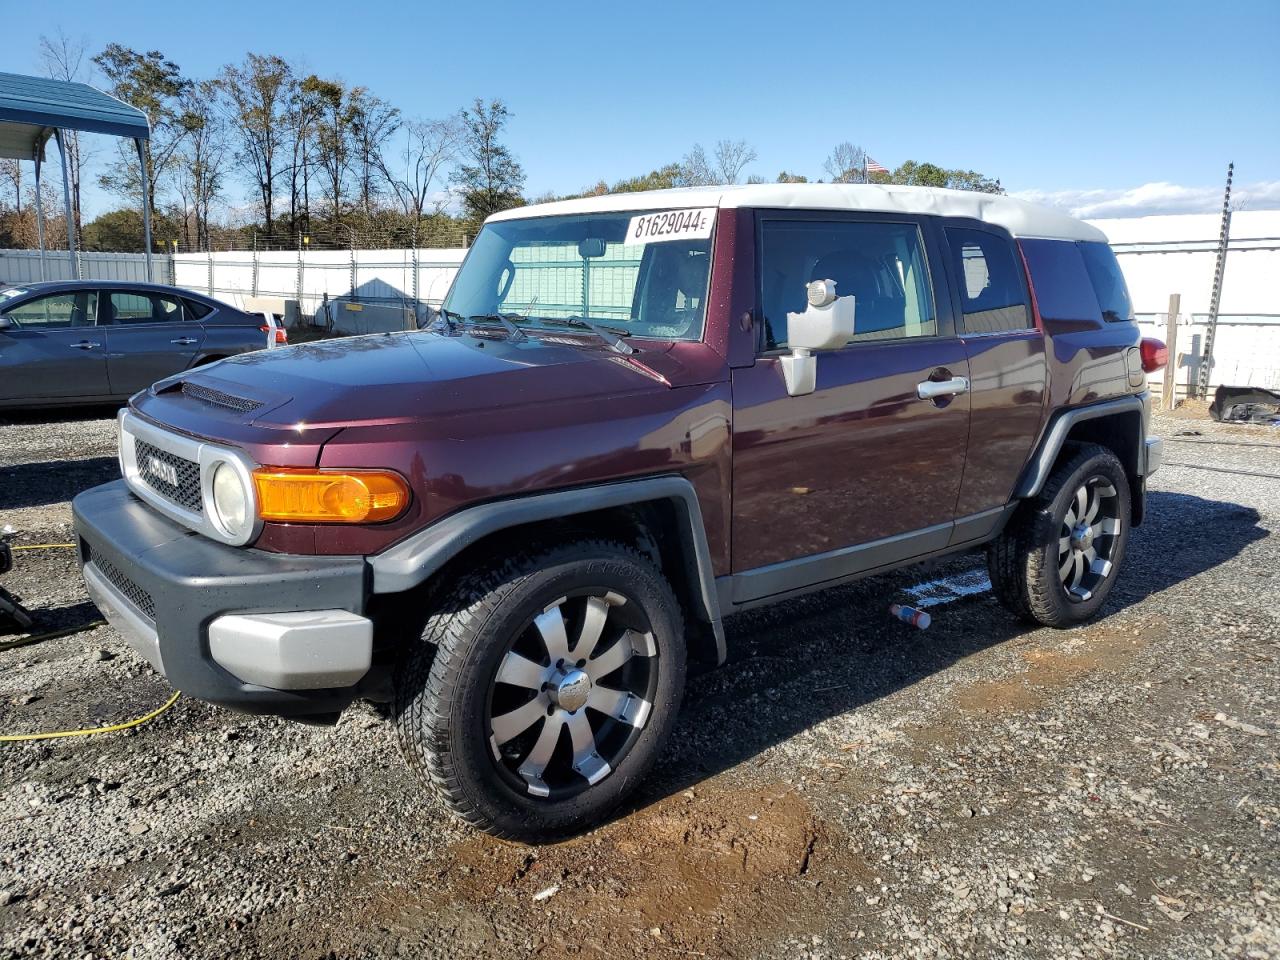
82, 562, 165, 675
208, 610, 373, 690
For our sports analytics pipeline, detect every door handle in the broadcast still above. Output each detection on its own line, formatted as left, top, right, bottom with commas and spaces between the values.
917, 376, 969, 400
70, 340, 101, 350
170, 337, 199, 345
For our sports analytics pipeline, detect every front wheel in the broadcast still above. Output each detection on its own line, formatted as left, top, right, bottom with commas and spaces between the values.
987, 443, 1131, 627
394, 540, 686, 841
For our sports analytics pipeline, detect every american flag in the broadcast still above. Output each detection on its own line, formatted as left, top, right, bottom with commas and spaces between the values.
865, 157, 888, 174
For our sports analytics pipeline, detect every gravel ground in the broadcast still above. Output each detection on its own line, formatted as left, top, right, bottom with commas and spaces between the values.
0, 407, 1277, 960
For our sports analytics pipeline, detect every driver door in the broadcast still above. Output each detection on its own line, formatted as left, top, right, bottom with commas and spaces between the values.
729, 213, 971, 602
0, 290, 110, 402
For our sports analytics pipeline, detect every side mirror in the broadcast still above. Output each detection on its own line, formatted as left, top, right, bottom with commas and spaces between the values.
0, 316, 11, 331
779, 280, 855, 396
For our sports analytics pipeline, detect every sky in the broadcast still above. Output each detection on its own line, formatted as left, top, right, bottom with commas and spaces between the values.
3, 0, 1278, 221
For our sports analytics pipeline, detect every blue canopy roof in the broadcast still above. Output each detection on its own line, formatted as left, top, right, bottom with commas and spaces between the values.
0, 70, 150, 160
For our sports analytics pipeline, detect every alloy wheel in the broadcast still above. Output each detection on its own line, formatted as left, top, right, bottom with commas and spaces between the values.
486, 590, 659, 799
1057, 476, 1122, 602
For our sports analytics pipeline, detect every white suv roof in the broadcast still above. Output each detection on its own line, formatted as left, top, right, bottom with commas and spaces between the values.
489, 183, 1107, 243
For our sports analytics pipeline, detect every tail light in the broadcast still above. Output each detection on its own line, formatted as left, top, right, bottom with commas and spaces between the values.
260, 324, 288, 345
1139, 337, 1168, 373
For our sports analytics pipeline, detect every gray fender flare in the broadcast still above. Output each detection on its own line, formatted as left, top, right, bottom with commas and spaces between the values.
1014, 394, 1148, 499
369, 475, 726, 663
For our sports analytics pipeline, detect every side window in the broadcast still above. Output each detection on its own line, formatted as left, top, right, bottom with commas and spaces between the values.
109, 292, 185, 325
1019, 238, 1102, 323
945, 228, 1031, 334
1078, 241, 1134, 323
3, 292, 96, 328
184, 298, 213, 320
759, 220, 936, 350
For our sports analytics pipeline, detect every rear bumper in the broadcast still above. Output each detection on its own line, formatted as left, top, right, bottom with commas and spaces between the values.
73, 480, 372, 716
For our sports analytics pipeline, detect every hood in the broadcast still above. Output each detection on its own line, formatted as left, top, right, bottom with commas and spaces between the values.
137, 330, 718, 434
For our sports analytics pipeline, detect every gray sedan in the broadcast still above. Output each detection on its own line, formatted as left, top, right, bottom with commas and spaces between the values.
0, 281, 279, 409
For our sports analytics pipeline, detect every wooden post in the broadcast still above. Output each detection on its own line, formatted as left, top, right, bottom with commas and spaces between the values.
1163, 293, 1180, 411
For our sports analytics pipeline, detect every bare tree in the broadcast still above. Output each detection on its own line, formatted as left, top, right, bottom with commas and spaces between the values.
714, 139, 757, 184
172, 81, 229, 249
0, 159, 20, 213
287, 80, 325, 232
677, 140, 758, 186
304, 75, 360, 220
93, 45, 192, 231
677, 143, 716, 186
39, 29, 91, 239
216, 54, 294, 234
350, 90, 400, 218
824, 142, 869, 183
380, 114, 464, 219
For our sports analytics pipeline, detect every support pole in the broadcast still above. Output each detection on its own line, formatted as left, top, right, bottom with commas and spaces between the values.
33, 149, 47, 281
135, 138, 154, 282
1196, 162, 1232, 399
54, 129, 78, 279
1163, 293, 1180, 411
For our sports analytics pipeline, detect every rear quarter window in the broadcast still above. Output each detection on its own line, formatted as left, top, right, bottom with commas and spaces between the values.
1018, 238, 1102, 324
1078, 242, 1134, 323
184, 299, 213, 320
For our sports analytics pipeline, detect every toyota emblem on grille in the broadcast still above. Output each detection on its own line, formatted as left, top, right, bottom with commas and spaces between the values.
147, 455, 179, 486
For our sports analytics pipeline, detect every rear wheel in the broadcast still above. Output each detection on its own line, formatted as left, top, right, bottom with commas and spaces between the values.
987, 443, 1131, 627
394, 540, 685, 840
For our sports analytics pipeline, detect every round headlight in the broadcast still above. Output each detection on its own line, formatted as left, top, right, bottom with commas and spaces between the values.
211, 462, 251, 538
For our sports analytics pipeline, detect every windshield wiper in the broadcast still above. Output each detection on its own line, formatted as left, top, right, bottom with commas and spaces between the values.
544, 315, 634, 355
467, 313, 528, 341
433, 307, 464, 334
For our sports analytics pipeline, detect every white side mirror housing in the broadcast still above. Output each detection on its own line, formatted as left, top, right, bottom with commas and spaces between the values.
779, 280, 855, 396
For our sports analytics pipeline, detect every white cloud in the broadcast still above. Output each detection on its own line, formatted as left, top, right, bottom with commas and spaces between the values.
1010, 180, 1280, 219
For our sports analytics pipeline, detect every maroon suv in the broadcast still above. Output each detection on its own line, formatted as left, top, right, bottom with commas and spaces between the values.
73, 184, 1165, 839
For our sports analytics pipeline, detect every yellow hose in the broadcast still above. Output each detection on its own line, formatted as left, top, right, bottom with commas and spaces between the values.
0, 690, 181, 743
1, 542, 181, 742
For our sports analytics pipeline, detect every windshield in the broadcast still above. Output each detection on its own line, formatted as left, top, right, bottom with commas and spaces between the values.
443, 210, 715, 341
0, 287, 30, 307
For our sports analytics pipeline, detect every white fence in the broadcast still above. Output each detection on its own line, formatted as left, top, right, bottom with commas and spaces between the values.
0, 248, 153, 285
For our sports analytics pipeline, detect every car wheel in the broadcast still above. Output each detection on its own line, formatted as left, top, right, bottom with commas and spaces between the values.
394, 539, 686, 841
987, 443, 1131, 627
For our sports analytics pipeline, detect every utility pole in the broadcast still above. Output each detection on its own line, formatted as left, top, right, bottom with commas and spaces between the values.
1163, 293, 1180, 411
1196, 162, 1233, 399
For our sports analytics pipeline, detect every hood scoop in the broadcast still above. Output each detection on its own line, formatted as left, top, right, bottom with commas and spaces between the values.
180, 379, 263, 414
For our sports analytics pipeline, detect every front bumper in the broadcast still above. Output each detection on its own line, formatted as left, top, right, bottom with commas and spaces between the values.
73, 481, 372, 715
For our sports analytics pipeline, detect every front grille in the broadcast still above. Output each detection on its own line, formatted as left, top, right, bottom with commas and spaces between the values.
92, 557, 156, 621
135, 439, 203, 514
181, 380, 262, 413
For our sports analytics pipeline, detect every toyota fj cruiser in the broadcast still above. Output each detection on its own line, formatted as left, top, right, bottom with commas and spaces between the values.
73, 184, 1166, 840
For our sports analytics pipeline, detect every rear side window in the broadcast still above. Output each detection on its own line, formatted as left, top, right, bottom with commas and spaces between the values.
184, 299, 213, 320
1019, 239, 1102, 323
1078, 242, 1134, 323
108, 292, 185, 325
944, 228, 1030, 334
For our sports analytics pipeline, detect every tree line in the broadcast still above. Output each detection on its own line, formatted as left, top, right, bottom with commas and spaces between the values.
0, 34, 1002, 253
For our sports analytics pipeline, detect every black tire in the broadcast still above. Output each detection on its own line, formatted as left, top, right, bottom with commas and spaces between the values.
394, 539, 686, 841
987, 443, 1131, 627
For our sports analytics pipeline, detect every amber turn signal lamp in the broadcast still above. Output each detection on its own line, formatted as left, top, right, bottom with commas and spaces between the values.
253, 469, 409, 523
1139, 337, 1168, 373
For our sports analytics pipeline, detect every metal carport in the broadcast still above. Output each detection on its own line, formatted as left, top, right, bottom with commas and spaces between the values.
0, 70, 152, 281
